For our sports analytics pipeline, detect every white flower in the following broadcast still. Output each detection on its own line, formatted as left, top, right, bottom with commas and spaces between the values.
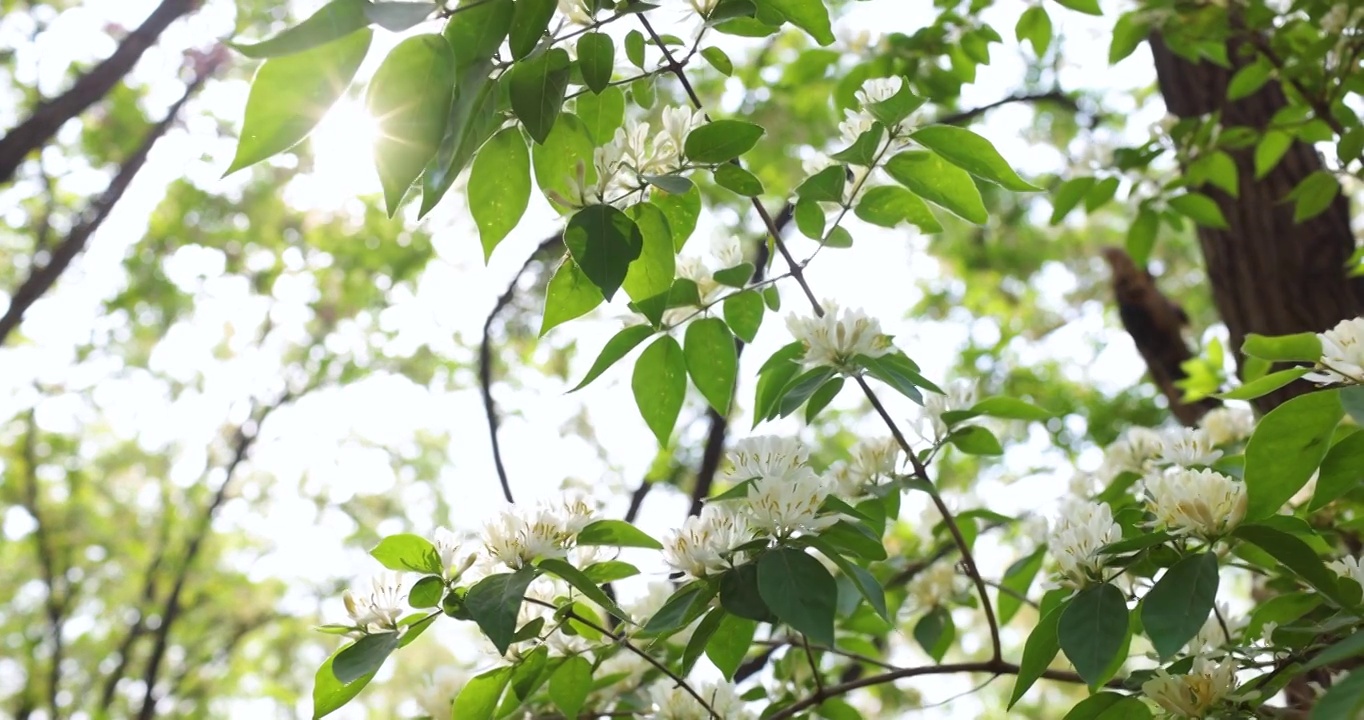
1021, 514, 1050, 547
557, 0, 594, 26
1098, 425, 1166, 480
660, 106, 704, 161
850, 436, 900, 485
649, 679, 752, 720
415, 666, 469, 719
686, 0, 720, 19
1185, 603, 1244, 655
918, 379, 977, 440
711, 234, 743, 269
746, 466, 837, 538
785, 301, 893, 371
1197, 407, 1255, 447
855, 76, 904, 107
838, 108, 876, 146
905, 559, 964, 613
722, 435, 809, 483
1046, 498, 1121, 588
829, 462, 863, 498
1260, 621, 1278, 644
1068, 470, 1098, 499
433, 527, 478, 580
343, 571, 407, 632
482, 500, 587, 569
1141, 655, 1239, 718
663, 504, 752, 579
1329, 555, 1364, 591
1158, 427, 1223, 468
1304, 317, 1364, 384
802, 151, 835, 178
1145, 467, 1247, 539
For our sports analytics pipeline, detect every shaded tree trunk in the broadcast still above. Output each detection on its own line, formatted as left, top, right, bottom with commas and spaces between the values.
1148, 33, 1363, 412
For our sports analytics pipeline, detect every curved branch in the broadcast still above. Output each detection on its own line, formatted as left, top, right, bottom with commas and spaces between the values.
0, 0, 201, 185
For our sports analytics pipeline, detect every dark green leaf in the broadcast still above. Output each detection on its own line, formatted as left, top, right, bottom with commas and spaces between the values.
854, 185, 941, 232
564, 204, 644, 301
864, 81, 925, 126
778, 366, 837, 417
409, 576, 445, 608
714, 163, 764, 196
419, 59, 499, 217
684, 120, 765, 163
757, 547, 838, 645
793, 196, 827, 238
508, 0, 555, 58
576, 32, 614, 93
1126, 206, 1159, 265
469, 127, 531, 260
227, 29, 373, 174
1063, 693, 1153, 720
1049, 176, 1095, 224
1311, 431, 1364, 510
641, 581, 716, 636
644, 174, 694, 195
1058, 583, 1129, 688
577, 519, 664, 549
884, 150, 987, 224
682, 608, 726, 676
830, 123, 884, 166
370, 534, 443, 574
364, 2, 437, 31
1141, 553, 1219, 660
948, 426, 1003, 455
571, 324, 654, 391
537, 558, 628, 621
509, 48, 571, 144
1312, 670, 1364, 720
632, 336, 687, 444
796, 165, 847, 203
334, 631, 400, 683
804, 376, 843, 422
624, 29, 646, 68
1244, 389, 1342, 519
1009, 597, 1066, 708
707, 612, 758, 679
444, 0, 513, 68
1234, 523, 1351, 606
720, 563, 773, 621
913, 606, 955, 661
231, 0, 368, 58
466, 567, 538, 654
910, 125, 1039, 191
999, 550, 1044, 625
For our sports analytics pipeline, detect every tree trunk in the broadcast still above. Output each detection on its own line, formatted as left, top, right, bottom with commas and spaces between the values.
1148, 34, 1363, 413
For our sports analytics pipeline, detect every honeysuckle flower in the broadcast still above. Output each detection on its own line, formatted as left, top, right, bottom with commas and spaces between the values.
722, 435, 809, 483
660, 105, 705, 160
343, 571, 407, 632
1098, 425, 1166, 479
918, 379, 978, 440
711, 234, 743, 269
838, 107, 876, 146
557, 0, 594, 26
662, 504, 752, 579
686, 0, 720, 19
1329, 554, 1364, 591
786, 301, 893, 371
802, 151, 835, 178
415, 666, 470, 720
1197, 406, 1255, 447
746, 466, 837, 538
433, 527, 478, 580
850, 436, 900, 484
1145, 467, 1247, 539
649, 679, 752, 720
1046, 498, 1121, 588
905, 559, 965, 613
1141, 655, 1239, 718
1304, 317, 1364, 384
855, 76, 904, 107
1185, 603, 1244, 655
1068, 470, 1098, 499
1158, 427, 1223, 468
482, 500, 588, 569
829, 461, 863, 498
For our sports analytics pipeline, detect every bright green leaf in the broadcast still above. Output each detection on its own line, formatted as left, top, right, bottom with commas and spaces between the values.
1311, 431, 1364, 510
701, 46, 733, 75
444, 0, 513, 68
1244, 389, 1342, 519
1015, 5, 1052, 57
1168, 192, 1229, 230
548, 656, 591, 720
1009, 597, 1066, 708
910, 125, 1040, 191
368, 34, 454, 216
230, 0, 368, 58
312, 645, 376, 718
884, 150, 988, 224
723, 291, 765, 343
469, 127, 531, 260
577, 519, 664, 549
541, 256, 604, 335
714, 163, 765, 196
576, 32, 614, 93
465, 567, 538, 655
707, 613, 757, 680
632, 335, 687, 444
333, 631, 400, 683
685, 120, 765, 163
454, 665, 513, 720
369, 533, 443, 575
685, 318, 737, 413
757, 0, 834, 45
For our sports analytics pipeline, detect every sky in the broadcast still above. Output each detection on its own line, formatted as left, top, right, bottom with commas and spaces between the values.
0, 0, 1206, 717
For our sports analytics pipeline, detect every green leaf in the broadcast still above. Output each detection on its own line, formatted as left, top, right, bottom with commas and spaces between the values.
1311, 431, 1364, 510
1216, 367, 1311, 400
1234, 523, 1352, 606
532, 112, 595, 214
641, 581, 716, 636
685, 318, 738, 413
1085, 177, 1121, 212
1303, 632, 1364, 674
1242, 332, 1323, 363
1244, 389, 1342, 519
367, 34, 455, 216
1290, 170, 1342, 223
419, 59, 499, 217
757, 547, 838, 645
805, 536, 887, 621
622, 202, 675, 312
230, 0, 368, 58
1108, 12, 1145, 64
369, 533, 443, 574
1141, 552, 1219, 660
1126, 206, 1159, 265
804, 376, 843, 422
624, 29, 646, 68
632, 336, 687, 444
1168, 192, 1229, 230
548, 656, 591, 720
864, 81, 925, 127
913, 606, 955, 661
408, 576, 444, 608
1345, 386, 1364, 426
820, 519, 887, 561
564, 204, 644, 301
682, 608, 725, 676
720, 563, 773, 621
685, 120, 765, 163
365, 2, 437, 30
857, 353, 936, 404
1058, 583, 1129, 688
581, 560, 640, 583
571, 324, 654, 391
576, 32, 614, 93
1312, 671, 1364, 720
453, 665, 513, 720
793, 196, 826, 238
1053, 0, 1101, 15
830, 124, 884, 166
508, 0, 554, 59
999, 549, 1044, 625
1009, 596, 1066, 708
1227, 56, 1273, 100
884, 150, 988, 224
1255, 130, 1293, 179
333, 631, 400, 683
575, 85, 625, 144
227, 29, 372, 174
854, 185, 940, 232
714, 163, 765, 196
1063, 693, 1153, 720
541, 256, 604, 335
971, 396, 1054, 421
537, 558, 628, 621
1050, 176, 1095, 224
778, 367, 837, 417
1015, 5, 1052, 57
652, 184, 702, 251
469, 127, 531, 260
444, 0, 513, 68
465, 567, 538, 655
909, 126, 1039, 191
701, 46, 734, 75
796, 165, 847, 203
707, 612, 758, 679
723, 291, 764, 343
948, 426, 1003, 455
312, 645, 377, 718
756, 0, 834, 44
509, 48, 571, 144
824, 224, 853, 247
577, 519, 664, 549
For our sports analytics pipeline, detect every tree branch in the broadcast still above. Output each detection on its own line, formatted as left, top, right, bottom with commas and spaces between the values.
0, 52, 221, 346
0, 0, 201, 185
19, 411, 67, 717
480, 235, 563, 504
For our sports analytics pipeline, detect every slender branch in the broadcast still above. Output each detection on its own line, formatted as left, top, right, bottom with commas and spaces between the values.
754, 638, 898, 672
932, 91, 1078, 127
0, 53, 220, 346
480, 235, 563, 504
0, 0, 201, 185
19, 412, 66, 717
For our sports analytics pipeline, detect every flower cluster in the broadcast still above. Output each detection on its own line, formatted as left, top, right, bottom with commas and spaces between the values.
830, 436, 901, 498
786, 300, 893, 371
648, 679, 752, 720
342, 571, 407, 633
1144, 467, 1247, 540
802, 76, 909, 205
1304, 316, 1364, 385
917, 379, 978, 441
905, 558, 965, 613
662, 504, 751, 579
482, 495, 595, 569
570, 107, 706, 207
1046, 498, 1121, 589
1196, 406, 1255, 447
1329, 554, 1364, 592
1141, 655, 1239, 718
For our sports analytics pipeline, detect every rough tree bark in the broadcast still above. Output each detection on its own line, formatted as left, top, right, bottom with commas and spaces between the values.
1147, 33, 1363, 413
